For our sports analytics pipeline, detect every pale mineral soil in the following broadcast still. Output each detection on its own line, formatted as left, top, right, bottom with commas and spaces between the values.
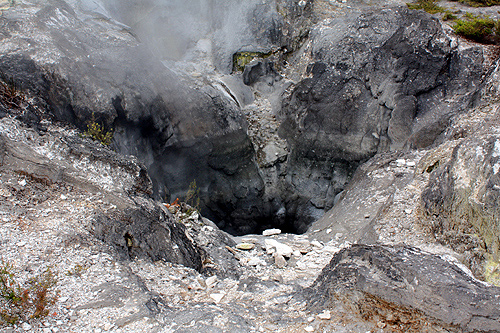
2, 1, 500, 332
0, 115, 460, 333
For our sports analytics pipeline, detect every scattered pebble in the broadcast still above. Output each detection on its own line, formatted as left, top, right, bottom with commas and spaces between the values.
236, 243, 255, 250
265, 239, 293, 257
310, 240, 323, 249
305, 326, 315, 332
210, 292, 225, 303
273, 253, 287, 268
206, 275, 217, 288
262, 228, 281, 236
317, 310, 331, 320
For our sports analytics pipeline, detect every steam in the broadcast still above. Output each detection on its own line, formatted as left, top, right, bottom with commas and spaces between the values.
83, 0, 283, 73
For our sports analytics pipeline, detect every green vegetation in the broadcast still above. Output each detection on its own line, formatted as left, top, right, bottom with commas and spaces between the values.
407, 1, 500, 44
83, 113, 113, 146
232, 51, 273, 72
185, 179, 200, 213
443, 10, 458, 21
0, 263, 58, 325
407, 0, 445, 14
451, 0, 500, 6
453, 14, 499, 43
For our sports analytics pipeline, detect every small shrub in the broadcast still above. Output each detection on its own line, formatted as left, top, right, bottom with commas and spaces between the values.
407, 0, 445, 14
453, 15, 497, 43
0, 263, 58, 326
83, 113, 113, 146
185, 180, 200, 212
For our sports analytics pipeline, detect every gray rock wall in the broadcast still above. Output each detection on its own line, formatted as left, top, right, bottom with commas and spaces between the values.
278, 6, 485, 225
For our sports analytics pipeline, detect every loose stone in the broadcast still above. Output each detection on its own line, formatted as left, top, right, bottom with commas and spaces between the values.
317, 310, 331, 320
273, 253, 287, 268
236, 243, 255, 250
206, 275, 217, 288
210, 292, 225, 303
262, 228, 281, 236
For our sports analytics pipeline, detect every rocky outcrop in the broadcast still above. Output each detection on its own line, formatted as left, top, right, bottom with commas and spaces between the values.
279, 6, 486, 226
0, 0, 275, 234
305, 244, 500, 332
420, 105, 500, 282
0, 116, 238, 273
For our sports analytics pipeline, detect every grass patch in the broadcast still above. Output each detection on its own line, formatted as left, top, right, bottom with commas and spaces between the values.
0, 263, 58, 326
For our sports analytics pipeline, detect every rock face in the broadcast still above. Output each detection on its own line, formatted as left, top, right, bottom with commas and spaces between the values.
305, 244, 500, 332
420, 102, 500, 282
0, 116, 238, 273
0, 0, 274, 234
279, 6, 485, 226
0, 0, 492, 238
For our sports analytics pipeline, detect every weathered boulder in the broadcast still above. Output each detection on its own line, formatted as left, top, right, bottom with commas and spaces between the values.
305, 244, 500, 332
279, 6, 485, 226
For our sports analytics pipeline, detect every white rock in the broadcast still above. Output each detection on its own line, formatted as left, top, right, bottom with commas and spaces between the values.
16, 241, 27, 247
247, 257, 266, 266
206, 276, 217, 288
262, 228, 281, 236
43, 328, 52, 333
18, 179, 26, 186
396, 159, 406, 167
307, 316, 314, 322
59, 296, 68, 302
273, 253, 286, 268
305, 326, 315, 332
265, 239, 293, 258
406, 161, 416, 167
60, 194, 67, 200
322, 246, 338, 253
56, 320, 63, 326
405, 208, 413, 214
317, 310, 331, 320
236, 243, 255, 250
326, 228, 332, 234
22, 323, 32, 331
210, 292, 225, 303
310, 240, 323, 248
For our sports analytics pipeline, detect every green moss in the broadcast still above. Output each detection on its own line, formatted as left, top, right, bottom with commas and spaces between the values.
443, 10, 458, 21
453, 15, 497, 43
232, 51, 273, 72
407, 0, 445, 14
451, 0, 500, 6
